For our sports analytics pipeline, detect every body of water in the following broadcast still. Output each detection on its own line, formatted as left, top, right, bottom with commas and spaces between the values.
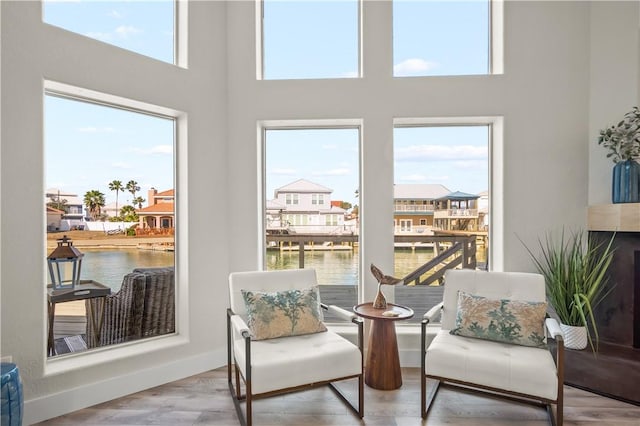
78, 245, 484, 291
266, 247, 441, 285
77, 249, 174, 291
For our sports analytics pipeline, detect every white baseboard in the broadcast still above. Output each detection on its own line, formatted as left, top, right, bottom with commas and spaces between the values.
24, 348, 226, 425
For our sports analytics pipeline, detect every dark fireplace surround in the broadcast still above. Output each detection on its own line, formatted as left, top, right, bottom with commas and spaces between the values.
563, 231, 640, 404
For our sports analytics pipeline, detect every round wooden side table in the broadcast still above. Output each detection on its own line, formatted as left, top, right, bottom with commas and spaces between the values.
353, 302, 414, 390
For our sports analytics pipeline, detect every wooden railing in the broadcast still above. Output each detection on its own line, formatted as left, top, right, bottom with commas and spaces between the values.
311, 234, 477, 323
401, 236, 476, 286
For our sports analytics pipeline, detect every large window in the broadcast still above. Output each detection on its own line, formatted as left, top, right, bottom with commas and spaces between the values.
261, 0, 360, 80
393, 0, 490, 76
263, 126, 360, 318
393, 123, 490, 321
43, 0, 176, 64
44, 83, 177, 357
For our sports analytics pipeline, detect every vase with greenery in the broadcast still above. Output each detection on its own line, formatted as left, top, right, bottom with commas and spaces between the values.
520, 230, 615, 352
598, 106, 640, 203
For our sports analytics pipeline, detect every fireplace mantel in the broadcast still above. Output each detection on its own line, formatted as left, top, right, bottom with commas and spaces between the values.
565, 220, 640, 404
588, 203, 640, 232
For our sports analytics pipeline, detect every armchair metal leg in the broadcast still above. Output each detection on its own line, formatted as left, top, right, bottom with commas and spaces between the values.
358, 373, 364, 418
234, 365, 242, 400
327, 375, 364, 419
422, 379, 441, 419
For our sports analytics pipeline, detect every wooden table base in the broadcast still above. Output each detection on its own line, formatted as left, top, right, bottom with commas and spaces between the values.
366, 319, 402, 390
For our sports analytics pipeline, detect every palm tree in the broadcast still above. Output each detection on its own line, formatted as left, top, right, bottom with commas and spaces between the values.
132, 196, 146, 209
108, 180, 124, 218
126, 180, 140, 200
119, 205, 138, 222
84, 190, 106, 221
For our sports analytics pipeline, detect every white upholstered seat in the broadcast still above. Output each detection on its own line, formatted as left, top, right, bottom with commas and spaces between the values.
227, 268, 363, 426
421, 269, 564, 425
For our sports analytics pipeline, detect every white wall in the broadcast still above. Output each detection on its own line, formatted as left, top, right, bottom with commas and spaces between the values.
1, 0, 639, 423
1, 1, 229, 423
588, 1, 640, 204
227, 0, 595, 277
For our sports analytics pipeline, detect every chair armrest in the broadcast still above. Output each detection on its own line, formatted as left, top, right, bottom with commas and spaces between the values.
545, 318, 564, 341
324, 304, 358, 322
229, 311, 251, 338
423, 302, 444, 324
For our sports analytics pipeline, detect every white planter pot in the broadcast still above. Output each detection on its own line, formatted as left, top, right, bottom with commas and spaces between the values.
560, 324, 588, 350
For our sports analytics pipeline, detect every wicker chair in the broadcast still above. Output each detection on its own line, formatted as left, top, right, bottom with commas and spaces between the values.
86, 267, 175, 348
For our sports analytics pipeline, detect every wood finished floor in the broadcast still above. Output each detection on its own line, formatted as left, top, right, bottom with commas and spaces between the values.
35, 367, 640, 425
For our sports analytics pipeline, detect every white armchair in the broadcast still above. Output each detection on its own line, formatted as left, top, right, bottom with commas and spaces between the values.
227, 268, 364, 426
421, 269, 564, 425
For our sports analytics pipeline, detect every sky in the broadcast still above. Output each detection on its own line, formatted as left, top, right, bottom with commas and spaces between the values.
43, 0, 489, 209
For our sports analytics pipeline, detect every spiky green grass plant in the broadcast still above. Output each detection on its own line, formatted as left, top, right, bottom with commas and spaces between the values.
520, 230, 615, 353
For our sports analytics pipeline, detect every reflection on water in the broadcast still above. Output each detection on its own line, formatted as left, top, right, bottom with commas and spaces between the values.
267, 250, 360, 285
266, 248, 450, 285
78, 249, 174, 292
81, 245, 483, 290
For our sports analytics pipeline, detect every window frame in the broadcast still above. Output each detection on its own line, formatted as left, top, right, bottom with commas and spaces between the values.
41, 0, 189, 68
393, 116, 503, 273
258, 119, 363, 301
391, 0, 503, 77
43, 80, 189, 375
256, 0, 363, 80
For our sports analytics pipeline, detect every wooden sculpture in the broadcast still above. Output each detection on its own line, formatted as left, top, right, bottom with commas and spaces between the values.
370, 263, 404, 309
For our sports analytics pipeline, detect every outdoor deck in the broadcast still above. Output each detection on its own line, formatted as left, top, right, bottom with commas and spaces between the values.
51, 284, 444, 351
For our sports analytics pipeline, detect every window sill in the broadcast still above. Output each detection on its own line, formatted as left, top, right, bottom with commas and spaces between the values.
44, 333, 189, 377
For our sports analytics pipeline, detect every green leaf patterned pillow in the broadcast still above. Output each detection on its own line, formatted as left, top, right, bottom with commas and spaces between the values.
450, 291, 548, 348
241, 286, 327, 340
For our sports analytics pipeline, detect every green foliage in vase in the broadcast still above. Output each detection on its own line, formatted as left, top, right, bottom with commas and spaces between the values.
520, 230, 615, 353
598, 106, 640, 163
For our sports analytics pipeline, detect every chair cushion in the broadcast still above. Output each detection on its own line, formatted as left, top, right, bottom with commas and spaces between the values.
450, 291, 547, 348
233, 330, 361, 395
242, 286, 327, 340
426, 330, 558, 401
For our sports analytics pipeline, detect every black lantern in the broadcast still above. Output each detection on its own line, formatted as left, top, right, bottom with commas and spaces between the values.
47, 235, 84, 290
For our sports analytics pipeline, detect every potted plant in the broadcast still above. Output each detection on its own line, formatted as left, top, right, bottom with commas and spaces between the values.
598, 106, 640, 203
520, 229, 615, 352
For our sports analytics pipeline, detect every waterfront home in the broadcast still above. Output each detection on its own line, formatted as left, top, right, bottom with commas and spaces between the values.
433, 191, 482, 232
267, 179, 351, 234
45, 206, 64, 232
393, 183, 450, 233
137, 188, 175, 231
45, 188, 88, 230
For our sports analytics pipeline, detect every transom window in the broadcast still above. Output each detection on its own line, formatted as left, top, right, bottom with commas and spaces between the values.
393, 0, 491, 76
43, 0, 176, 64
260, 0, 360, 80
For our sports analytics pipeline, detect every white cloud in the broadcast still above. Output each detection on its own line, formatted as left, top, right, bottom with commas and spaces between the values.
272, 168, 297, 175
77, 126, 115, 133
108, 10, 123, 19
393, 58, 439, 76
396, 144, 487, 162
453, 160, 486, 169
312, 168, 350, 176
129, 145, 173, 155
115, 25, 142, 38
